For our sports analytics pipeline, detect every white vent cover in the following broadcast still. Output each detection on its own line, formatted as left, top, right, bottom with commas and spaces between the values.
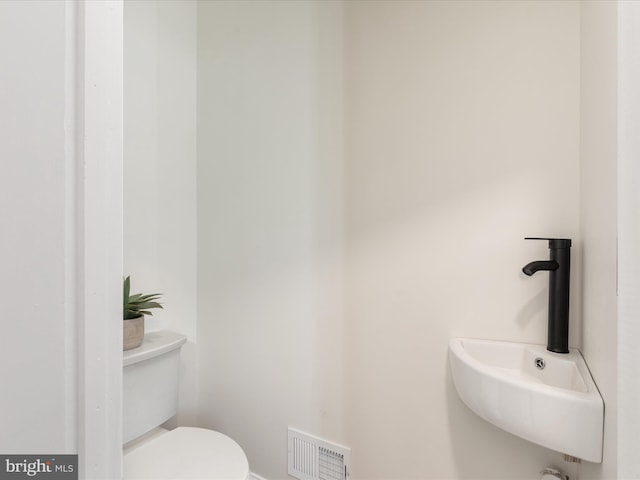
288, 428, 350, 480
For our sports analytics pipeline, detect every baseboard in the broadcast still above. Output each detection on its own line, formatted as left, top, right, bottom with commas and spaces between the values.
250, 473, 269, 480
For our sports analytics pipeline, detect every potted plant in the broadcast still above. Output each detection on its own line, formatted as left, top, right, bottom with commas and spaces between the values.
123, 276, 163, 351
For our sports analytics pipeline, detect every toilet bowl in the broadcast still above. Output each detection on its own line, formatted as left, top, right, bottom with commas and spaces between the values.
123, 330, 249, 480
124, 427, 250, 480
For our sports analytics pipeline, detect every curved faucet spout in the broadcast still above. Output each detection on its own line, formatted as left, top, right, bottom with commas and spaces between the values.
522, 260, 559, 276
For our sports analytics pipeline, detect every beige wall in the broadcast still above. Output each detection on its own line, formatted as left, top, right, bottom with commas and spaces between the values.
579, 2, 618, 479
344, 1, 580, 478
197, 1, 582, 478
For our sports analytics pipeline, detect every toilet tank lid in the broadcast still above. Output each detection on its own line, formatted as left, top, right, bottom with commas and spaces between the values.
123, 330, 187, 367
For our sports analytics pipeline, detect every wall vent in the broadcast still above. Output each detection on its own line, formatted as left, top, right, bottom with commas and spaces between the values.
288, 428, 350, 480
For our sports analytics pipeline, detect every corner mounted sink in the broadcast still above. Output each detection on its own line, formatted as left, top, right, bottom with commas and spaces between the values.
449, 338, 604, 462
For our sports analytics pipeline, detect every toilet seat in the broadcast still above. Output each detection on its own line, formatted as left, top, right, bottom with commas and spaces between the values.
124, 427, 250, 480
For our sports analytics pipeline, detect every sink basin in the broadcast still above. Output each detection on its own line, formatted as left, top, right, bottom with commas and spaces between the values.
449, 338, 603, 462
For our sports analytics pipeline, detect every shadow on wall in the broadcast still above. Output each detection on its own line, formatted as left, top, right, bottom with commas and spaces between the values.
515, 287, 548, 330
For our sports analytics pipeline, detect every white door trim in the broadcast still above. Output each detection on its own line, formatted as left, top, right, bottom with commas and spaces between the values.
74, 1, 124, 478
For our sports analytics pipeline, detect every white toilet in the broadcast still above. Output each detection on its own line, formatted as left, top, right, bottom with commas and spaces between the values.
123, 330, 250, 480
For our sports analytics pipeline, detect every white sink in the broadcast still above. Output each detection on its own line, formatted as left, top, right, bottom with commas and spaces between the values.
449, 338, 603, 462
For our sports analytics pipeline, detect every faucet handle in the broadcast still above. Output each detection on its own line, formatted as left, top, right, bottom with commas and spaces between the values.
524, 237, 572, 248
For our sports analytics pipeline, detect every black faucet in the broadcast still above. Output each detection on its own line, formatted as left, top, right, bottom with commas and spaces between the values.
522, 237, 572, 354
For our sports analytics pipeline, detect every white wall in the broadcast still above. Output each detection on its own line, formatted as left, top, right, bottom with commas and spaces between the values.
124, 0, 198, 425
196, 1, 582, 478
7, 0, 629, 478
0, 0, 75, 454
0, 3, 124, 476
579, 2, 618, 478
344, 1, 580, 478
196, 1, 345, 478
617, 1, 640, 478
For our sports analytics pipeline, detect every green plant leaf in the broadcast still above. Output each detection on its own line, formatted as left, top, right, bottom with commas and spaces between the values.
123, 276, 163, 320
124, 276, 131, 302
137, 293, 162, 301
133, 301, 163, 310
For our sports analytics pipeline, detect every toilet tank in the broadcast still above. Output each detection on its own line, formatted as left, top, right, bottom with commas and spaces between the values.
123, 330, 187, 444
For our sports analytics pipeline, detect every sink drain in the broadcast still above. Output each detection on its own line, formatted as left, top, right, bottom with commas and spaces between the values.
535, 357, 546, 370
